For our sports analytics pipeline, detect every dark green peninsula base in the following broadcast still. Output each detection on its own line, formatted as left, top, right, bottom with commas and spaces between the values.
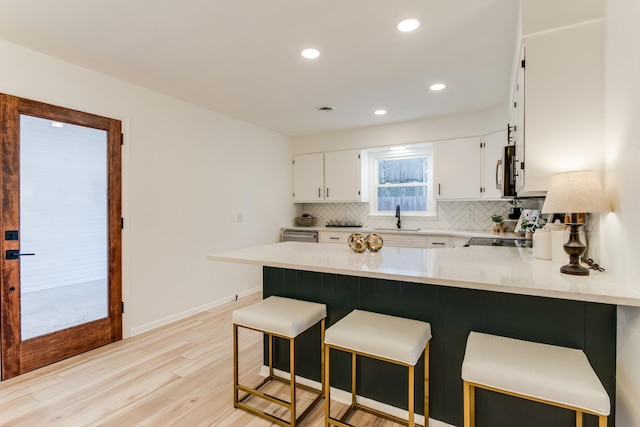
263, 266, 616, 427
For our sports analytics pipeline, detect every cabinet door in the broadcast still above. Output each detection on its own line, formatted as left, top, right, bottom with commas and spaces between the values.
425, 236, 450, 248
434, 138, 481, 200
293, 153, 324, 202
378, 233, 427, 248
318, 231, 349, 244
514, 48, 526, 194
324, 150, 362, 202
480, 131, 507, 199
518, 22, 603, 195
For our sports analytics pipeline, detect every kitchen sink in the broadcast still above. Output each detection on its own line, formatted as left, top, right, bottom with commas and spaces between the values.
464, 237, 532, 248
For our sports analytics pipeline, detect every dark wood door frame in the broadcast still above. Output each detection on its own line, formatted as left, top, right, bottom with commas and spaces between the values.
0, 93, 122, 379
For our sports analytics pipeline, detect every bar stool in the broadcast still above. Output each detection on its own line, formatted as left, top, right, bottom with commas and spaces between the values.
232, 296, 327, 427
461, 331, 610, 427
324, 309, 432, 427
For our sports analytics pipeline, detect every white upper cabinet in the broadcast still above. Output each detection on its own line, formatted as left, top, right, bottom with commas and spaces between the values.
293, 149, 365, 203
513, 11, 603, 195
293, 153, 324, 201
434, 137, 481, 200
324, 150, 364, 202
480, 130, 507, 200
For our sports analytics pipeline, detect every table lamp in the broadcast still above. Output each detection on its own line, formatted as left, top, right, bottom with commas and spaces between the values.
541, 170, 610, 275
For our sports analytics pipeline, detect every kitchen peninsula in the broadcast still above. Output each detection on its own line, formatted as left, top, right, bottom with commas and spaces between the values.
209, 242, 640, 426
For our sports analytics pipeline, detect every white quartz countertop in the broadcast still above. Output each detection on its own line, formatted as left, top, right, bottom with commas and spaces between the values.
208, 242, 640, 307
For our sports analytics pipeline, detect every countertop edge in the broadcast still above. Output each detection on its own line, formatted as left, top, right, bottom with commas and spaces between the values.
208, 245, 640, 308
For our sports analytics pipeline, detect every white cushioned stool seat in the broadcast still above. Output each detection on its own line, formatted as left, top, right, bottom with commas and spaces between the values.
462, 332, 609, 415
324, 310, 431, 427
325, 309, 431, 365
232, 295, 327, 338
462, 331, 610, 427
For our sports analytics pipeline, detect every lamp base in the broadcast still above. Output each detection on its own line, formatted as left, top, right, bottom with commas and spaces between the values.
561, 263, 589, 276
561, 222, 589, 276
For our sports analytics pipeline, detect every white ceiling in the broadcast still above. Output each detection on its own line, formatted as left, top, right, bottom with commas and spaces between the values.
0, 0, 519, 137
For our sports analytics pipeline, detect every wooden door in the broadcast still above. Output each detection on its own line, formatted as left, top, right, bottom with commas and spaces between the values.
0, 94, 122, 379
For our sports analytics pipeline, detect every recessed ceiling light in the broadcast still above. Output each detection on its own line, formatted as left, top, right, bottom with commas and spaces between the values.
397, 19, 420, 32
301, 48, 320, 59
430, 83, 446, 91
374, 110, 387, 116
51, 121, 64, 128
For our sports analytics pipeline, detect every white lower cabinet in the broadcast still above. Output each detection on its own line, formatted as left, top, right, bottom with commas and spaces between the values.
318, 231, 350, 244
378, 234, 427, 248
450, 236, 471, 248
318, 230, 472, 249
425, 236, 451, 248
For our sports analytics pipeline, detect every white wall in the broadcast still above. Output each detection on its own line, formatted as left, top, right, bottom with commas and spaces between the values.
0, 39, 295, 337
601, 0, 640, 425
292, 106, 506, 154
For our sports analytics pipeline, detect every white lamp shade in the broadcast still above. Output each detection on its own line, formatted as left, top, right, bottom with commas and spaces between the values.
541, 170, 610, 214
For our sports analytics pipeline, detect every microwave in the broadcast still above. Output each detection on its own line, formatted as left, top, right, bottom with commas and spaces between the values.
496, 145, 517, 198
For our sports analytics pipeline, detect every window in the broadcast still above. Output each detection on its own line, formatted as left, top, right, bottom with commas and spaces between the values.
368, 144, 435, 216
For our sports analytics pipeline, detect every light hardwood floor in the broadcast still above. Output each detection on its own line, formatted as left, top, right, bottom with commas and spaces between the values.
0, 293, 404, 426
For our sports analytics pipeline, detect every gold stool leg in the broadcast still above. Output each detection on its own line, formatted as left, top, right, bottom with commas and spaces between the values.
463, 381, 475, 427
351, 352, 357, 408
576, 411, 583, 427
269, 333, 274, 377
598, 415, 608, 427
324, 344, 331, 426
424, 342, 430, 427
290, 336, 296, 426
233, 324, 239, 406
408, 364, 415, 427
320, 319, 325, 395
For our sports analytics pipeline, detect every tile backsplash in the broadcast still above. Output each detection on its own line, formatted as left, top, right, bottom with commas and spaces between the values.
295, 199, 543, 232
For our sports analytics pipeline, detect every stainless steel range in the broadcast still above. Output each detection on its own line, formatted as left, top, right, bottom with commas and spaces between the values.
464, 237, 532, 248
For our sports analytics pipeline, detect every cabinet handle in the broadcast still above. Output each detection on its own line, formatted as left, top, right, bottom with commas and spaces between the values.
329, 237, 340, 240
438, 183, 441, 195
431, 242, 446, 246
326, 188, 330, 198
318, 188, 321, 198
496, 159, 502, 189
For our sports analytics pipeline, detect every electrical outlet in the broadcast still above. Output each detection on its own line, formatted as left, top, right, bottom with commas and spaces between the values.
466, 212, 474, 221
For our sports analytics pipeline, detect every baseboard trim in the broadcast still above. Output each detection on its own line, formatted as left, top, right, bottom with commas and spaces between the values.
258, 366, 455, 427
130, 287, 261, 336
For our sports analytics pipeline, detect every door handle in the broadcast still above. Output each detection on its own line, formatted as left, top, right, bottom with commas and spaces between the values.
5, 250, 35, 260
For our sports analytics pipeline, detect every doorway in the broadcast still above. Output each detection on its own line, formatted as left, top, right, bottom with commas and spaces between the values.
0, 94, 122, 380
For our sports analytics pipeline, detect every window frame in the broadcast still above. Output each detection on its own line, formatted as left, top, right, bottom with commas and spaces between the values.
367, 144, 436, 217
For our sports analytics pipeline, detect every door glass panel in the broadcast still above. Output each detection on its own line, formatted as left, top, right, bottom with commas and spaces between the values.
19, 115, 108, 340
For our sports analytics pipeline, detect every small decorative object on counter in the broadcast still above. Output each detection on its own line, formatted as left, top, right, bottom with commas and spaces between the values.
491, 214, 508, 233
532, 226, 552, 259
508, 198, 523, 219
519, 218, 538, 239
347, 232, 367, 253
295, 214, 316, 226
364, 233, 384, 252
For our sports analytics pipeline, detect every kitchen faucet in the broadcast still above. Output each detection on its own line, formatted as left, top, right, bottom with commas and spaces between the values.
396, 204, 401, 229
